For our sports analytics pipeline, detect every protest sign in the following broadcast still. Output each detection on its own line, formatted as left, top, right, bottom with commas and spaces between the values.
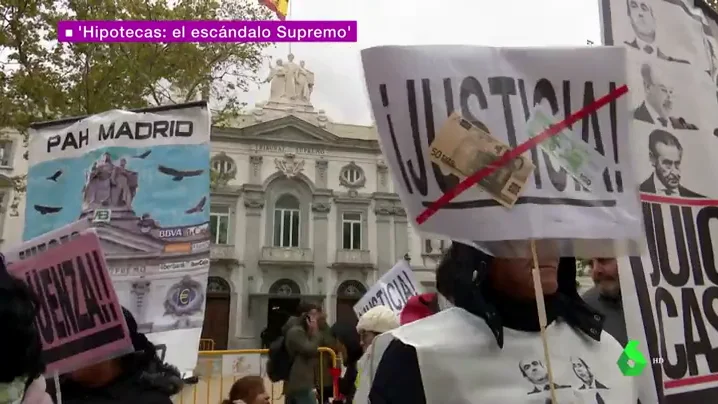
24, 102, 211, 374
354, 260, 422, 317
361, 45, 642, 258
7, 231, 132, 375
4, 218, 92, 264
600, 0, 718, 402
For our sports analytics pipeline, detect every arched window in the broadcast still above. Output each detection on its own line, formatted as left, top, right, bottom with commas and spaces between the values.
337, 280, 366, 298
273, 194, 300, 247
269, 278, 301, 295
207, 276, 231, 294
211, 154, 236, 176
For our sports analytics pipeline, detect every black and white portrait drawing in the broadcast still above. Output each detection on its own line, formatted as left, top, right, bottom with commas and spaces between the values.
624, 0, 690, 63
640, 129, 704, 198
570, 357, 608, 390
519, 359, 571, 395
633, 63, 698, 130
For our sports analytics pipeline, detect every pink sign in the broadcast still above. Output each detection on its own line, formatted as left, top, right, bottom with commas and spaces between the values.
8, 231, 133, 375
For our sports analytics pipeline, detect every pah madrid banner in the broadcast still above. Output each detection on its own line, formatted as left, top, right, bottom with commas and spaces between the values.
24, 102, 211, 374
360, 45, 642, 258
600, 0, 718, 402
7, 231, 133, 375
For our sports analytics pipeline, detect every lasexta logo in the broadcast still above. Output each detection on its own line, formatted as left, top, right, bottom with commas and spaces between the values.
617, 339, 648, 376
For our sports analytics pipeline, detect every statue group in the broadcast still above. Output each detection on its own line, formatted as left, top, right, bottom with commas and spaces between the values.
265, 53, 315, 103
82, 152, 139, 212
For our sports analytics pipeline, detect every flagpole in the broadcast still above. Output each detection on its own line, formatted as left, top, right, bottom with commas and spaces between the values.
287, 0, 293, 55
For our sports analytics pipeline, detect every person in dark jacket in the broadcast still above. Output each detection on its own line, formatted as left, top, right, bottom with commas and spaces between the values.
283, 303, 320, 404
0, 255, 53, 404
331, 322, 362, 403
365, 242, 636, 404
48, 307, 183, 404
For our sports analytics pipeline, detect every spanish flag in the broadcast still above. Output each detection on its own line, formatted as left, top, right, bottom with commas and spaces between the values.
261, 0, 289, 20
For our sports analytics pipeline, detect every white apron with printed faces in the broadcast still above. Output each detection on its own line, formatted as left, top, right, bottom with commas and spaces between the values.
355, 307, 638, 404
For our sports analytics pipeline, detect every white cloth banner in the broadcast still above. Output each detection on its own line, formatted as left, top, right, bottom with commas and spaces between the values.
353, 260, 422, 317
20, 102, 211, 374
600, 0, 718, 402
361, 45, 643, 257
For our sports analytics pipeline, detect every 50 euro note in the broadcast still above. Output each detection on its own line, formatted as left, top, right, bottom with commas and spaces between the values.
526, 106, 608, 190
429, 112, 535, 208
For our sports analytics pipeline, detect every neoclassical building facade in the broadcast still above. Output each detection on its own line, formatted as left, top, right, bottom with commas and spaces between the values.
203, 55, 448, 349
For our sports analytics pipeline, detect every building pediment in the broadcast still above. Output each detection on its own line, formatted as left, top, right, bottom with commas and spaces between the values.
213, 115, 379, 151
216, 115, 337, 142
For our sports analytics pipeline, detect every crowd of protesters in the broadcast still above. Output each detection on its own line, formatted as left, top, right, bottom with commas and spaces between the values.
2, 239, 632, 404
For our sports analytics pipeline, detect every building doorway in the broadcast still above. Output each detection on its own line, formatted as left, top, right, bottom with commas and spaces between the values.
263, 279, 301, 347
201, 276, 231, 350
336, 280, 367, 326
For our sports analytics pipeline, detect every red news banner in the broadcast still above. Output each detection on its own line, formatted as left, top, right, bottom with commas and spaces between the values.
8, 232, 132, 375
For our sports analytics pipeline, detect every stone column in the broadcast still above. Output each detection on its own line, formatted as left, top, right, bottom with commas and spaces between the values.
374, 202, 393, 274
241, 184, 264, 340
393, 206, 409, 264
315, 158, 328, 189
376, 161, 389, 193
311, 189, 332, 302
249, 155, 263, 184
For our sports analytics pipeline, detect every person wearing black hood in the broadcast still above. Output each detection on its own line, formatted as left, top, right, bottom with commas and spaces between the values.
330, 321, 363, 403
359, 242, 637, 404
48, 307, 183, 404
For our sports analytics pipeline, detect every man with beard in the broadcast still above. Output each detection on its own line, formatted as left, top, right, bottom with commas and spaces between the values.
639, 129, 704, 197
582, 258, 627, 346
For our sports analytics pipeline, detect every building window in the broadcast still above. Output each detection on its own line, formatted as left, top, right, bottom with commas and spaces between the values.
209, 206, 230, 244
342, 212, 362, 250
339, 162, 366, 188
273, 194, 300, 247
424, 239, 449, 255
0, 142, 12, 166
211, 154, 235, 175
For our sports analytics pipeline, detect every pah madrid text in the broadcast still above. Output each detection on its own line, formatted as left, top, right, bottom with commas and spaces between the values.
56, 20, 358, 43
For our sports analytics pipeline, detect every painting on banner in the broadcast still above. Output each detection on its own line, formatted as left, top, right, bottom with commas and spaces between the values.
7, 231, 132, 375
354, 260, 422, 317
600, 0, 718, 402
361, 45, 642, 258
24, 102, 211, 374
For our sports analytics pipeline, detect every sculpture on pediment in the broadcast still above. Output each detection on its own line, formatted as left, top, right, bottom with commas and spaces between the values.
275, 153, 305, 178
296, 60, 314, 102
265, 59, 286, 102
264, 54, 315, 104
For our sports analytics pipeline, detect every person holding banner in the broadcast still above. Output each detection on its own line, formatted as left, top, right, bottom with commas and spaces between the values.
357, 242, 637, 404
50, 308, 183, 404
0, 258, 53, 404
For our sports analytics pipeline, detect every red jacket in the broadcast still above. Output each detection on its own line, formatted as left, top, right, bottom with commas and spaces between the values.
400, 293, 439, 325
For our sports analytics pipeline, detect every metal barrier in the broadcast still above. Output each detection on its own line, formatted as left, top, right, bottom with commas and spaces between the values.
174, 348, 338, 404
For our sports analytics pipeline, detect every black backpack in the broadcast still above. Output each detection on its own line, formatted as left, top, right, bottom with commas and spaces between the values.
266, 335, 293, 382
